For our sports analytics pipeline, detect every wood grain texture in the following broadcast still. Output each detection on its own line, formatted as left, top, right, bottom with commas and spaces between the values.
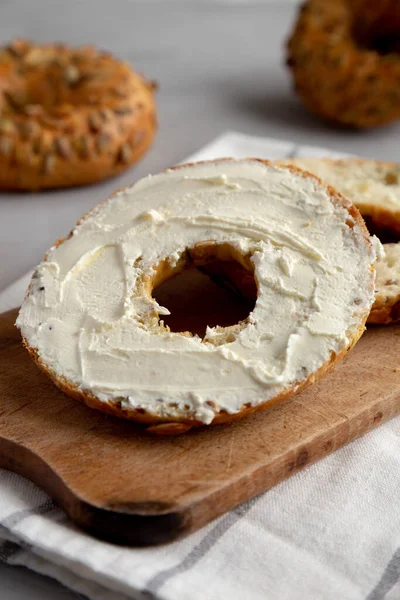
0, 308, 399, 546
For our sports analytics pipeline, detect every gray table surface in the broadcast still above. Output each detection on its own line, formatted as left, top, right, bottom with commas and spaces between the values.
1, 1, 399, 598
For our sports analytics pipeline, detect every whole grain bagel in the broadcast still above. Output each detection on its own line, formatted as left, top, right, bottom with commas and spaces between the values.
286, 0, 400, 128
369, 243, 400, 324
0, 39, 156, 190
277, 158, 400, 234
16, 159, 376, 434
276, 157, 400, 325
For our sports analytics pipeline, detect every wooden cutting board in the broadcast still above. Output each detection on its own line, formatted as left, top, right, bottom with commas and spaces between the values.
0, 307, 399, 546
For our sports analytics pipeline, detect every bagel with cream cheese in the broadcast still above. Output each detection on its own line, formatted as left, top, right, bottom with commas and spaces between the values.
16, 159, 376, 432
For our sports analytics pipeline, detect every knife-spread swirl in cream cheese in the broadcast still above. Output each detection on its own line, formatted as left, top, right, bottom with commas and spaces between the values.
17, 160, 376, 423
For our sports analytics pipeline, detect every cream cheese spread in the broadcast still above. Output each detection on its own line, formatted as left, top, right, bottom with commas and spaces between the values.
17, 160, 376, 423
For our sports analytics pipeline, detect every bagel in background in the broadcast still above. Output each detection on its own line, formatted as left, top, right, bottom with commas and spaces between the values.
0, 39, 157, 190
277, 158, 400, 234
277, 157, 400, 325
286, 0, 400, 128
369, 243, 400, 324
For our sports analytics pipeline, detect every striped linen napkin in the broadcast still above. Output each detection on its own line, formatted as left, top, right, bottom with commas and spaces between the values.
0, 132, 399, 600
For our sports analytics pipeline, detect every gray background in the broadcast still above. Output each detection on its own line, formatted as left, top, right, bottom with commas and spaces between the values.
0, 0, 399, 597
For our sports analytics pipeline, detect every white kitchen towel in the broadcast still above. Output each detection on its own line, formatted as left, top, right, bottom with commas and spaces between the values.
0, 131, 399, 600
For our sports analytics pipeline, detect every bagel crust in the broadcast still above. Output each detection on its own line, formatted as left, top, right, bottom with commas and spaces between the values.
287, 0, 400, 128
0, 39, 156, 190
16, 159, 376, 431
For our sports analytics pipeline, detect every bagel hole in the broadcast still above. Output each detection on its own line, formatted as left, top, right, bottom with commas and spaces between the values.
152, 246, 257, 340
353, 6, 400, 55
368, 33, 400, 55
